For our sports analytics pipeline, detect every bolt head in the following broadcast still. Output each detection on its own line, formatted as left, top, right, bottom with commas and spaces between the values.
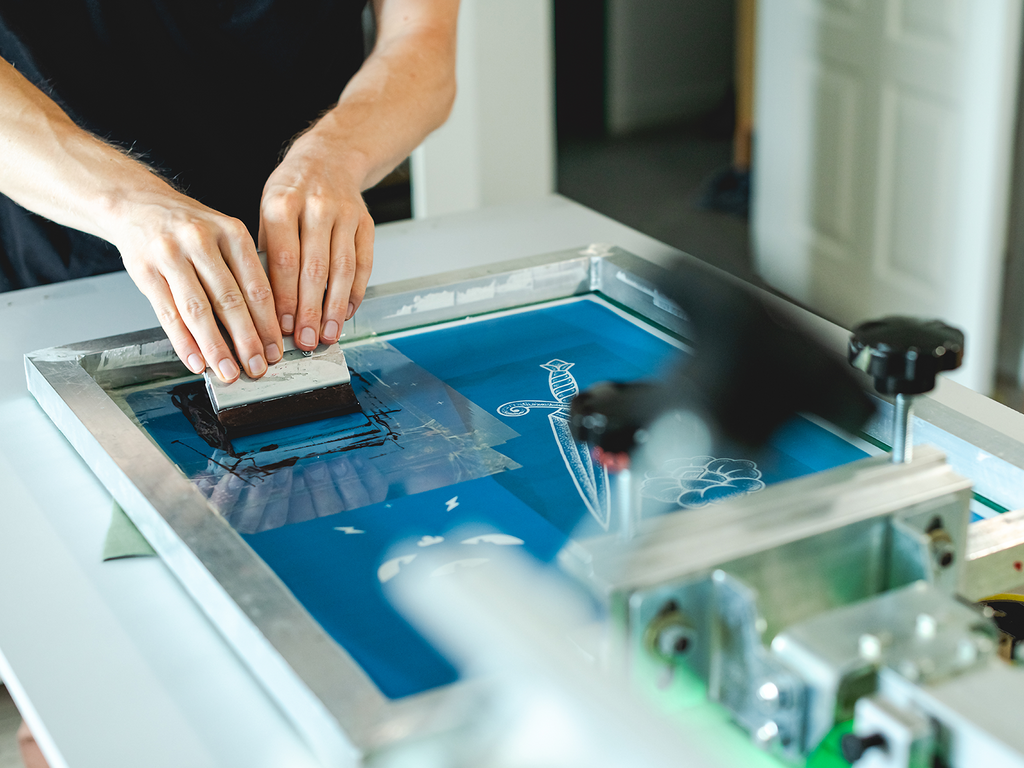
957, 638, 979, 666
757, 681, 780, 702
655, 624, 693, 660
898, 660, 921, 681
935, 545, 955, 568
859, 633, 882, 661
754, 720, 779, 745
915, 613, 937, 640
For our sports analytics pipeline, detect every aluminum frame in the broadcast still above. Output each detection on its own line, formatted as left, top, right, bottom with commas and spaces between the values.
24, 245, 1024, 765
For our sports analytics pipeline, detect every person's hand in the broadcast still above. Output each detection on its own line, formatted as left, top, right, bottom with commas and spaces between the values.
17, 721, 48, 768
258, 128, 375, 351
0, 55, 284, 381
113, 189, 284, 382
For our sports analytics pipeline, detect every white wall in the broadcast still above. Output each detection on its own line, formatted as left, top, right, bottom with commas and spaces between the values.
410, 0, 556, 218
606, 0, 734, 135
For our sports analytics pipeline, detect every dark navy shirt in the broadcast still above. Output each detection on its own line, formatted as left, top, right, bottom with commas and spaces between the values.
0, 0, 368, 291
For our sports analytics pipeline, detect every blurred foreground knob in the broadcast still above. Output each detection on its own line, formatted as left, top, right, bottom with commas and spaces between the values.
569, 380, 663, 460
848, 317, 963, 463
849, 317, 963, 396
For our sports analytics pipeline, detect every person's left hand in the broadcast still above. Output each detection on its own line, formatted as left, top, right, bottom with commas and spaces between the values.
258, 129, 375, 352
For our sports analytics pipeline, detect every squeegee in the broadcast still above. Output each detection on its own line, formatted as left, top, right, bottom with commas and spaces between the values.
204, 335, 360, 437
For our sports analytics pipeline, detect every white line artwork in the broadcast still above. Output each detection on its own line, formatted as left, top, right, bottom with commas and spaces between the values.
376, 533, 524, 584
461, 534, 524, 546
497, 359, 610, 530
640, 456, 765, 508
378, 554, 417, 583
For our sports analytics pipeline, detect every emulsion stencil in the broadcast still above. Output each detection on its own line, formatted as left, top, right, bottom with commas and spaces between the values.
497, 360, 611, 530
377, 533, 526, 584
126, 340, 521, 534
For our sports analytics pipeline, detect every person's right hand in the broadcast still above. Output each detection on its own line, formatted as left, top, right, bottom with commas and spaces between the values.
112, 189, 284, 382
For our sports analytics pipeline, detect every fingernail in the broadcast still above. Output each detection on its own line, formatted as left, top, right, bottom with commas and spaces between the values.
323, 320, 339, 341
187, 353, 205, 374
265, 343, 281, 363
299, 327, 317, 347
248, 354, 267, 377
218, 358, 240, 381
282, 314, 295, 334
346, 303, 355, 320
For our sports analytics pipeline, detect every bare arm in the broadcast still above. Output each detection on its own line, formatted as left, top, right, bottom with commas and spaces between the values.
0, 0, 459, 372
259, 0, 460, 349
0, 57, 281, 382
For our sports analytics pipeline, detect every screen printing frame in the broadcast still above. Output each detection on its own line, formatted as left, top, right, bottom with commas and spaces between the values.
23, 245, 1024, 764
23, 246, 689, 763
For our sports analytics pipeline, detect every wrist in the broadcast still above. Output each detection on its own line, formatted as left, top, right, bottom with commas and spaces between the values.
93, 164, 182, 247
286, 112, 375, 192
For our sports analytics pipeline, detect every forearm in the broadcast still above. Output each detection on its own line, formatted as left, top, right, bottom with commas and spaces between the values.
0, 57, 175, 246
257, 0, 458, 350
285, 0, 458, 192
0, 56, 279, 382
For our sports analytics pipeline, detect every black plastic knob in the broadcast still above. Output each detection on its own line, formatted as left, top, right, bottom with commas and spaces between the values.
569, 380, 664, 455
849, 317, 964, 396
840, 732, 887, 763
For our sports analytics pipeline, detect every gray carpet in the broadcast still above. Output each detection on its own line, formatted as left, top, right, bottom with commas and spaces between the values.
0, 686, 20, 768
557, 125, 755, 281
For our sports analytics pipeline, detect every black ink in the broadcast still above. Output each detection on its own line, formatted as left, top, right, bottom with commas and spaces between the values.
168, 376, 406, 485
262, 456, 301, 471
170, 382, 235, 455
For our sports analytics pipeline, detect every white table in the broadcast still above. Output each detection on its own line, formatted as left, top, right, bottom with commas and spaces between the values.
0, 196, 682, 768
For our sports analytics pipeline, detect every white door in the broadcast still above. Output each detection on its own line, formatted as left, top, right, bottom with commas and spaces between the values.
753, 0, 1022, 394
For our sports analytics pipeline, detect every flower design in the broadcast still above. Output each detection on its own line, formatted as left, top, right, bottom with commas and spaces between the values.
641, 456, 765, 508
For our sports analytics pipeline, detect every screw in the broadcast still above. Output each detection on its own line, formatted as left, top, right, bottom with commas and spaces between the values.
756, 681, 788, 713
898, 660, 921, 681
757, 681, 780, 703
643, 606, 696, 664
915, 613, 937, 640
928, 528, 956, 569
755, 720, 779, 745
936, 546, 955, 569
957, 637, 979, 666
859, 633, 882, 661
974, 633, 995, 656
655, 623, 694, 659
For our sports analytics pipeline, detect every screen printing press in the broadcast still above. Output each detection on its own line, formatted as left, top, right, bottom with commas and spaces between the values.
8, 198, 1024, 768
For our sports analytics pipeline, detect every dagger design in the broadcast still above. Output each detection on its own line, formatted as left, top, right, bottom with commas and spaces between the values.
497, 360, 610, 530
